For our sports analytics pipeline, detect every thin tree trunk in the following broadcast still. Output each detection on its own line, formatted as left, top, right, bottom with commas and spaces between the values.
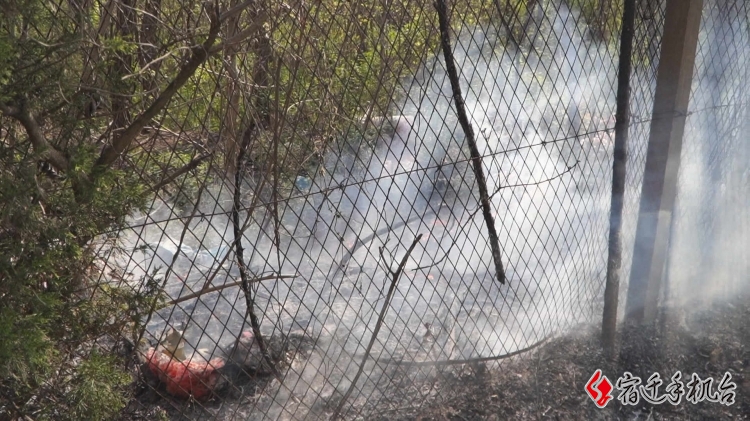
224, 0, 274, 177
602, 0, 635, 355
222, 0, 242, 177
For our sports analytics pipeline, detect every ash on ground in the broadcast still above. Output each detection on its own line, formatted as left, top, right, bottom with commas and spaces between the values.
384, 293, 750, 420
121, 292, 749, 420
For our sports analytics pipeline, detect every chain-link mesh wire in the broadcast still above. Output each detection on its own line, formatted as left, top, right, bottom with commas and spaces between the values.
614, 0, 666, 320
98, 1, 623, 418
3, 0, 747, 419
665, 0, 750, 307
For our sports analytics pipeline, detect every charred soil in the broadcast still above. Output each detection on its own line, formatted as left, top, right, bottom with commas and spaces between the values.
386, 292, 750, 421
121, 293, 749, 420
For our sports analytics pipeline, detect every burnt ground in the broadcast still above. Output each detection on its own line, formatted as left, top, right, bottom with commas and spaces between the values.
122, 292, 749, 421
381, 292, 750, 421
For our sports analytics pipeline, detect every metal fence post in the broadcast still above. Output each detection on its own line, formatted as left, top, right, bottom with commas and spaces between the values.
625, 0, 703, 324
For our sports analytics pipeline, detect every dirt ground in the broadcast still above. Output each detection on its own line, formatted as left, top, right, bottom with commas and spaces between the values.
381, 293, 750, 421
123, 291, 749, 420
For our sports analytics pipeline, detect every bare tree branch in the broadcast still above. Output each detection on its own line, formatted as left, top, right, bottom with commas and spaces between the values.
90, 2, 262, 181
135, 177, 208, 347
436, 0, 506, 284
123, 48, 183, 81
231, 120, 283, 381
493, 0, 521, 50
145, 152, 214, 195
92, 40, 217, 174
0, 102, 69, 172
332, 234, 424, 420
465, 161, 580, 220
164, 273, 297, 307
220, 0, 255, 22
207, 19, 266, 54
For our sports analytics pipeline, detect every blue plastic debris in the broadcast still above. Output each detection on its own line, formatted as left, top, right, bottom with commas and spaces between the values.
295, 175, 312, 191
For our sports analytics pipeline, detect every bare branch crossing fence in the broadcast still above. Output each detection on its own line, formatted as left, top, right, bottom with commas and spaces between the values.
1, 0, 749, 419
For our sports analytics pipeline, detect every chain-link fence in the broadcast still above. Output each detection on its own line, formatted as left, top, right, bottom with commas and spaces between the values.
611, 0, 750, 327
665, 0, 750, 309
98, 2, 618, 418
2, 0, 749, 419
107, 0, 750, 418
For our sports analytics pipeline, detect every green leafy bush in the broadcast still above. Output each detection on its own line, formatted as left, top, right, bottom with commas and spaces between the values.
0, 149, 150, 420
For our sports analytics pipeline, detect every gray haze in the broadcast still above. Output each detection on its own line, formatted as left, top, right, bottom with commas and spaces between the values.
101, 1, 750, 419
